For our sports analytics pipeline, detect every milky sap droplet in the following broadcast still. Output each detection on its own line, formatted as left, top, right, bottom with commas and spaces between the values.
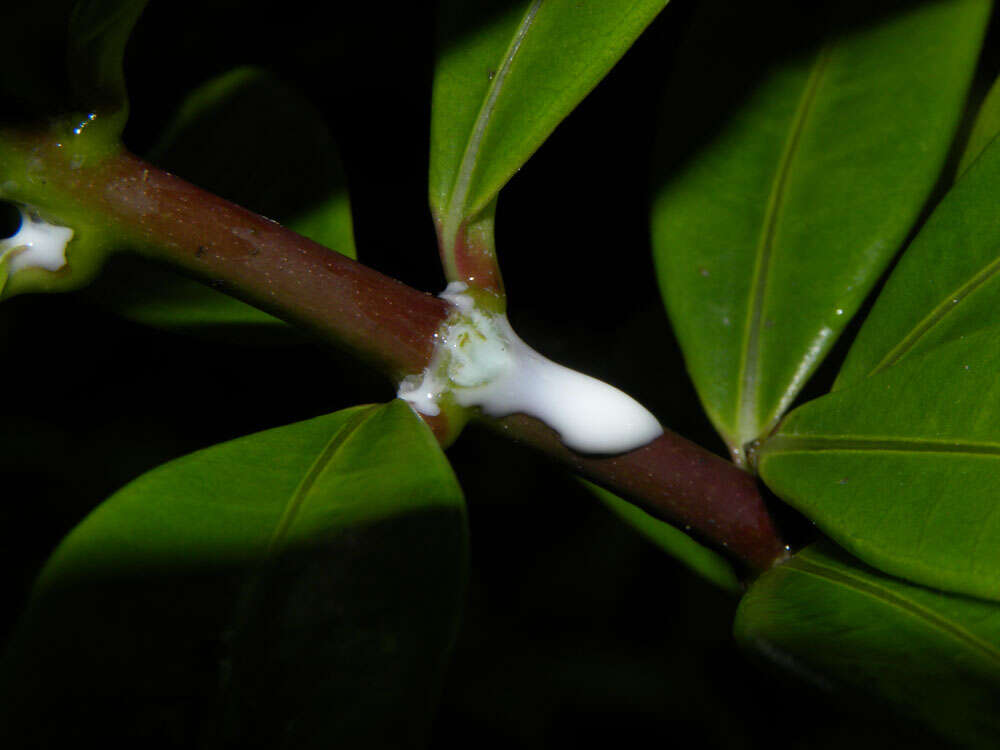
0, 206, 73, 273
399, 282, 663, 454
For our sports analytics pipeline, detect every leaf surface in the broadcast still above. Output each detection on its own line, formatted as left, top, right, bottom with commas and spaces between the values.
837, 135, 1000, 389
759, 329, 1000, 601
735, 543, 1000, 748
90, 67, 356, 336
959, 74, 1000, 176
0, 401, 467, 747
430, 0, 668, 258
586, 482, 740, 593
650, 0, 990, 460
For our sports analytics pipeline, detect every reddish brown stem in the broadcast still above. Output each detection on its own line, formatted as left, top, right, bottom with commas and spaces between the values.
487, 415, 788, 573
434, 202, 505, 297
15, 138, 450, 381
447, 219, 504, 295
13, 141, 787, 572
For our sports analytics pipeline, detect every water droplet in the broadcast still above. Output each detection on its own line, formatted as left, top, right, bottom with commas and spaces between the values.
71, 113, 97, 137
835, 308, 843, 316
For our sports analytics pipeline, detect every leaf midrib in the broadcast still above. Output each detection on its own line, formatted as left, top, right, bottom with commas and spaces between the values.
266, 405, 377, 556
764, 433, 1000, 458
787, 555, 1000, 667
442, 0, 542, 246
735, 46, 833, 445
868, 250, 1000, 378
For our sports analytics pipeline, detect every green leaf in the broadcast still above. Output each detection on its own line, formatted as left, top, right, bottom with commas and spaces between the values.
89, 66, 356, 336
430, 0, 668, 266
959, 74, 1000, 177
586, 481, 741, 593
650, 0, 990, 462
0, 401, 468, 747
836, 135, 1000, 390
759, 328, 1000, 601
85, 254, 293, 338
735, 543, 1000, 748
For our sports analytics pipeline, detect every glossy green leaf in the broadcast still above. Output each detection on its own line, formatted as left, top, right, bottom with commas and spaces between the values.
959, 74, 1000, 177
651, 0, 990, 462
86, 254, 291, 337
90, 67, 356, 336
0, 400, 467, 747
430, 0, 668, 256
735, 543, 1000, 748
759, 328, 1000, 601
586, 481, 740, 593
836, 135, 1000, 390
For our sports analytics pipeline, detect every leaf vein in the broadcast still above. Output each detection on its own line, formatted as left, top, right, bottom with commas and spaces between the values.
735, 46, 833, 449
787, 556, 1000, 667
869, 250, 1000, 377
765, 434, 1000, 457
443, 0, 542, 244
266, 405, 377, 556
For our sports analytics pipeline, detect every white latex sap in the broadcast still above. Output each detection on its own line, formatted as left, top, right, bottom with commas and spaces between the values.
0, 206, 74, 274
398, 283, 663, 454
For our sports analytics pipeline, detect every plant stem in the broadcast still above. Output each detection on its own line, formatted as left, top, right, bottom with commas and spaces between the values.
435, 199, 505, 298
4, 133, 449, 381
8, 139, 787, 573
487, 414, 787, 574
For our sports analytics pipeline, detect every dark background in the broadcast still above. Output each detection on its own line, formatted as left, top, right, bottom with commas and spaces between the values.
2, 1, 997, 747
